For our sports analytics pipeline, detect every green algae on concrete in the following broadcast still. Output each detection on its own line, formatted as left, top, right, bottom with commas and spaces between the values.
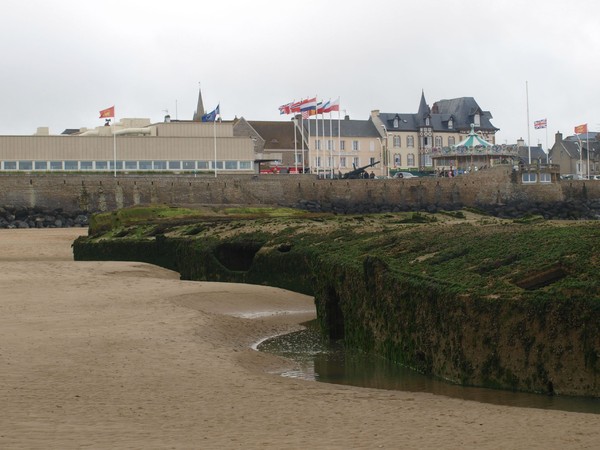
73, 206, 600, 397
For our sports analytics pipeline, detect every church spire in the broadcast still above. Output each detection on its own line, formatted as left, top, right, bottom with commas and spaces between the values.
192, 84, 205, 121
417, 89, 430, 118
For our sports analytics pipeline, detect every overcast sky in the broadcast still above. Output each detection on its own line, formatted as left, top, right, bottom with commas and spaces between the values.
2, 0, 599, 147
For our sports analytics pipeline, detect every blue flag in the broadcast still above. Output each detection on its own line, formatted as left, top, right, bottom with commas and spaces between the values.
201, 104, 220, 122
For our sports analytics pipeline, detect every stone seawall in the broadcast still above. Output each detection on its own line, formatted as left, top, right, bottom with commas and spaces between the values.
0, 167, 599, 217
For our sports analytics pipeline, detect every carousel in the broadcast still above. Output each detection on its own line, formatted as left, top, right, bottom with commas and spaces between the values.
431, 124, 518, 174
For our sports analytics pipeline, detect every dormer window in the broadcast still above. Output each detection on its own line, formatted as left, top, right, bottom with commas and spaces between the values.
474, 113, 480, 127
448, 117, 453, 129
393, 115, 400, 128
425, 116, 430, 126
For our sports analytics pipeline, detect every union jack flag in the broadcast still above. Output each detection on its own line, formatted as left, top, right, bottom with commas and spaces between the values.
534, 119, 547, 129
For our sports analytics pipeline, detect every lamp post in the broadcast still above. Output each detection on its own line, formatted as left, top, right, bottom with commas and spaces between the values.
380, 124, 389, 177
575, 135, 583, 179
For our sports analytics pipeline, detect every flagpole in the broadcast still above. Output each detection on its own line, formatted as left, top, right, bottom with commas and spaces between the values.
338, 101, 341, 175
587, 128, 590, 179
315, 96, 319, 178
526, 81, 531, 165
307, 111, 312, 175
300, 115, 306, 173
293, 116, 298, 173
545, 121, 548, 162
113, 123, 117, 177
213, 117, 217, 178
329, 109, 333, 178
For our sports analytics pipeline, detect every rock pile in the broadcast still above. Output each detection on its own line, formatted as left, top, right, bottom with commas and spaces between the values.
0, 206, 89, 229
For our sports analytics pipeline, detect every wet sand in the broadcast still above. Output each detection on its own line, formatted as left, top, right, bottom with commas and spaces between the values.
1, 228, 598, 449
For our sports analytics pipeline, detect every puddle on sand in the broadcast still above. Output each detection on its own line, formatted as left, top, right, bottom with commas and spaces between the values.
257, 321, 600, 415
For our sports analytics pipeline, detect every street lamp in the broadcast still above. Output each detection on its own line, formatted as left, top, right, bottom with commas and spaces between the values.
380, 124, 389, 178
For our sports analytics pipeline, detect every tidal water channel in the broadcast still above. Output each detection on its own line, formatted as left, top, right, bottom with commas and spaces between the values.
257, 321, 600, 415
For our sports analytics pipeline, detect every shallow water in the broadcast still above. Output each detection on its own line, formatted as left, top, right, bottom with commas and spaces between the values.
257, 321, 600, 414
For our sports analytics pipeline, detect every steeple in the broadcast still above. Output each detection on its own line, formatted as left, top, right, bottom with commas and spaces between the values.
417, 89, 430, 118
192, 85, 205, 121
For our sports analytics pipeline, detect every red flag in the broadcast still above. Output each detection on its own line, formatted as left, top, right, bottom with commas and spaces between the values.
323, 97, 340, 113
574, 123, 588, 134
99, 106, 115, 118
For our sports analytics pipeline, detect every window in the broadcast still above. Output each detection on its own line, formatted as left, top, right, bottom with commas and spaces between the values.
327, 140, 334, 151
168, 161, 181, 170
435, 136, 442, 147
369, 157, 376, 166
423, 155, 433, 167
352, 140, 359, 151
340, 140, 346, 151
239, 161, 252, 170
225, 161, 237, 170
423, 137, 430, 147
153, 161, 167, 170
109, 161, 123, 170
183, 161, 195, 170
139, 161, 152, 170
4, 161, 17, 170
340, 156, 347, 168
407, 153, 415, 166
198, 161, 209, 170
540, 173, 551, 183
353, 157, 359, 167
474, 113, 481, 127
315, 140, 321, 150
448, 136, 456, 146
80, 161, 94, 170
394, 154, 401, 166
393, 116, 399, 128
19, 161, 33, 171
448, 118, 453, 129
369, 141, 375, 152
407, 136, 414, 147
315, 156, 321, 168
65, 161, 78, 170
393, 135, 401, 148
35, 161, 48, 170
425, 117, 430, 126
50, 161, 63, 170
125, 161, 138, 170
96, 161, 108, 170
522, 173, 537, 183
211, 161, 223, 169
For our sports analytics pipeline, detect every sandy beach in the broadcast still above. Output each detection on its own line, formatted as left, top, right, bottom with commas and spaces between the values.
0, 228, 598, 449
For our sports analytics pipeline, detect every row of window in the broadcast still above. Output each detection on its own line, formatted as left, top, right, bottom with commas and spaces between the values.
392, 135, 458, 148
313, 140, 363, 151
522, 173, 552, 183
313, 156, 380, 168
393, 153, 417, 167
0, 160, 254, 172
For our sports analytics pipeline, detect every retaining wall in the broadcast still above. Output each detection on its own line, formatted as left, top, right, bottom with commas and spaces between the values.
0, 167, 598, 214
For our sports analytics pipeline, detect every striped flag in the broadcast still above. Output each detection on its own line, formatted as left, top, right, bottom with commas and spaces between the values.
278, 103, 292, 115
534, 118, 547, 129
574, 123, 588, 134
323, 97, 340, 113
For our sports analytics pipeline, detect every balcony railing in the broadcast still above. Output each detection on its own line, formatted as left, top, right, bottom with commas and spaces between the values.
428, 145, 519, 158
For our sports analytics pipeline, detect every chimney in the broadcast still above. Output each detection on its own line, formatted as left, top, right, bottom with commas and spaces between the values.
555, 131, 563, 144
344, 115, 350, 120
164, 114, 171, 123
517, 137, 525, 148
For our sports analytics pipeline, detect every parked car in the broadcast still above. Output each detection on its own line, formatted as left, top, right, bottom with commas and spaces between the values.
393, 171, 418, 179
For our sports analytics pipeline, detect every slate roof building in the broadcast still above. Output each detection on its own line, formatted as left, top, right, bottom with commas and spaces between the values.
301, 116, 383, 176
549, 131, 600, 178
370, 91, 502, 173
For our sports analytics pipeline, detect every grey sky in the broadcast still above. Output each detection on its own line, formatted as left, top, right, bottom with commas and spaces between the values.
1, 0, 599, 147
